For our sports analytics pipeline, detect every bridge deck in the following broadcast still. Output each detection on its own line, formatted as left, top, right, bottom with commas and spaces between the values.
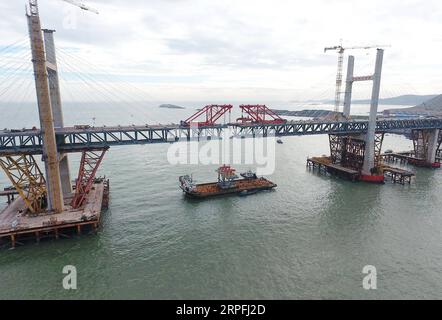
1, 118, 441, 155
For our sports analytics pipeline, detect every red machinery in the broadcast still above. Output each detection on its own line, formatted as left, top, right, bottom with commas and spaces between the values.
181, 104, 233, 127
71, 148, 108, 209
236, 104, 287, 124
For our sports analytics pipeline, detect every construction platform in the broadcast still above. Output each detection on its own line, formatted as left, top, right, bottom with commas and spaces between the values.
307, 157, 360, 181
307, 157, 415, 184
382, 165, 414, 185
381, 152, 441, 168
0, 179, 109, 249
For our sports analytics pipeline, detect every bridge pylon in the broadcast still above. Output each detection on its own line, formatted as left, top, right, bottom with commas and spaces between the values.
43, 29, 73, 196
308, 49, 387, 183
26, 0, 64, 212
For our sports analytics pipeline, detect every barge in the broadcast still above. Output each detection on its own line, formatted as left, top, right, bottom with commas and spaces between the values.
179, 165, 276, 198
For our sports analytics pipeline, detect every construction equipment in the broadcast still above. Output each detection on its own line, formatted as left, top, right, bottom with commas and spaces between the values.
71, 148, 108, 209
324, 42, 390, 113
236, 105, 287, 125
61, 0, 99, 14
179, 166, 277, 198
181, 104, 233, 127
0, 155, 47, 214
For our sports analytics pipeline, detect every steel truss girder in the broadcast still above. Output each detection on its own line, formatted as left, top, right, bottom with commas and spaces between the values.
1, 119, 442, 155
71, 148, 107, 209
0, 154, 46, 213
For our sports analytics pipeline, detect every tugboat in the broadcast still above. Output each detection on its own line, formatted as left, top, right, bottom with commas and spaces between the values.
179, 165, 277, 198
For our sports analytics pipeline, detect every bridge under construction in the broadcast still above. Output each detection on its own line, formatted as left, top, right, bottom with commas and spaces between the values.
0, 0, 441, 248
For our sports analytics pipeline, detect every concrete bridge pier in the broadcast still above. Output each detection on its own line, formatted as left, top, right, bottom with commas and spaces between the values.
43, 29, 72, 196
427, 129, 440, 165
361, 49, 384, 182
343, 55, 354, 118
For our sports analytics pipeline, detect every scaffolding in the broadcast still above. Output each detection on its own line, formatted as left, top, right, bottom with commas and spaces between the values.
329, 134, 365, 171
412, 129, 429, 159
71, 148, 107, 209
0, 155, 47, 213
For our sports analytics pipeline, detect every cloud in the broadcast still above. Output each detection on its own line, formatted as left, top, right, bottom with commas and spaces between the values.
1, 0, 441, 102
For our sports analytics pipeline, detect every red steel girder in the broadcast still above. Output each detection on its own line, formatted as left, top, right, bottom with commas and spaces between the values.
181, 104, 233, 127
237, 104, 286, 124
71, 148, 108, 209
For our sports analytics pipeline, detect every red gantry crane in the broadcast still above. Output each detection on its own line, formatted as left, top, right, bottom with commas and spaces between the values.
236, 105, 287, 125
181, 104, 233, 127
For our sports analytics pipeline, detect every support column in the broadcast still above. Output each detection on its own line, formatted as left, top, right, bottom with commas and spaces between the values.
43, 29, 72, 196
343, 56, 354, 118
27, 1, 64, 212
362, 49, 384, 176
426, 129, 440, 164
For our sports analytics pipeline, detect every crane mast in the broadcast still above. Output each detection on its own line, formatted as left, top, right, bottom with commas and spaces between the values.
324, 43, 390, 113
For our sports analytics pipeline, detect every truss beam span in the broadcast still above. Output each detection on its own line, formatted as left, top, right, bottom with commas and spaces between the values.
0, 154, 47, 213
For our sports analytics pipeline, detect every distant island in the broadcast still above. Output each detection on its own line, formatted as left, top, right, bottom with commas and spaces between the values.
159, 104, 185, 109
351, 94, 438, 106
297, 94, 439, 106
385, 94, 442, 116
281, 94, 442, 118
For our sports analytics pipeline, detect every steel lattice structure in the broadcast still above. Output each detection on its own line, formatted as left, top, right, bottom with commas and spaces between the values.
412, 129, 430, 159
237, 105, 286, 124
329, 134, 365, 170
0, 155, 47, 213
181, 105, 233, 127
328, 132, 384, 171
1, 118, 442, 156
71, 148, 107, 209
374, 133, 385, 168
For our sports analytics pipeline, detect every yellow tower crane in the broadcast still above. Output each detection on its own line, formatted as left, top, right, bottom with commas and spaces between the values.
324, 42, 390, 113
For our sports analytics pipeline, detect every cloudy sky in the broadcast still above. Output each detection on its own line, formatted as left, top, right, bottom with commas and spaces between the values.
0, 0, 441, 102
